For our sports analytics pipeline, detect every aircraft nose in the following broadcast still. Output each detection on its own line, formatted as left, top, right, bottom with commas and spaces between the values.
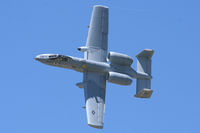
34, 55, 41, 60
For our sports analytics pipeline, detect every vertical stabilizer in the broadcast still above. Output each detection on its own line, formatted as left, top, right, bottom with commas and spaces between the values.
135, 49, 154, 98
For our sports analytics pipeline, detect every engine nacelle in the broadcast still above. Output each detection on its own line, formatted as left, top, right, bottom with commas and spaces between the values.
107, 72, 132, 85
108, 52, 133, 66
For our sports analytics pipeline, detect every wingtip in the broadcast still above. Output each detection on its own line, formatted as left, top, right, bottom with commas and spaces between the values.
88, 124, 103, 129
94, 5, 109, 9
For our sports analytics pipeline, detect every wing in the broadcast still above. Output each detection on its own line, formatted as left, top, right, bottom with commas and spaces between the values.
83, 5, 108, 129
85, 5, 109, 62
83, 71, 106, 129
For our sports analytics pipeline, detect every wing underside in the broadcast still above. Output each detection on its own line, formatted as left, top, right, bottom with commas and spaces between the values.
85, 5, 108, 62
84, 71, 106, 129
83, 5, 109, 129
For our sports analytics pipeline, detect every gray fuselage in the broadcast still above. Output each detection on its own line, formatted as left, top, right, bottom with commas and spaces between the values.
35, 54, 150, 80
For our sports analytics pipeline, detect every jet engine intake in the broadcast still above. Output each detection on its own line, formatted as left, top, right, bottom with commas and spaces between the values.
108, 52, 133, 66
107, 72, 132, 85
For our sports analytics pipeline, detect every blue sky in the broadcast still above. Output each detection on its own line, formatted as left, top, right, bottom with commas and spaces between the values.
0, 0, 200, 132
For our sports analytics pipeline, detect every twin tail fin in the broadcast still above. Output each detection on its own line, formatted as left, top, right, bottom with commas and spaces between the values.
135, 49, 154, 98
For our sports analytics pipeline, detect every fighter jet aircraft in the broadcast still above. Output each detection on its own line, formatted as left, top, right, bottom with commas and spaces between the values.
35, 5, 154, 129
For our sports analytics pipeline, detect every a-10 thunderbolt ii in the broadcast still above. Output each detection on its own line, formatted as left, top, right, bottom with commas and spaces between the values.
35, 5, 154, 129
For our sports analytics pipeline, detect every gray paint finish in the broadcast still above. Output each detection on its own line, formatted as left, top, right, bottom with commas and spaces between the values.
84, 5, 108, 128
84, 72, 106, 129
35, 5, 154, 129
85, 5, 108, 62
135, 49, 154, 98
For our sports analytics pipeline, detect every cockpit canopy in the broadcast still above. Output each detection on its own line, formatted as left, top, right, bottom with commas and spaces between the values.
49, 54, 59, 58
36, 54, 59, 59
